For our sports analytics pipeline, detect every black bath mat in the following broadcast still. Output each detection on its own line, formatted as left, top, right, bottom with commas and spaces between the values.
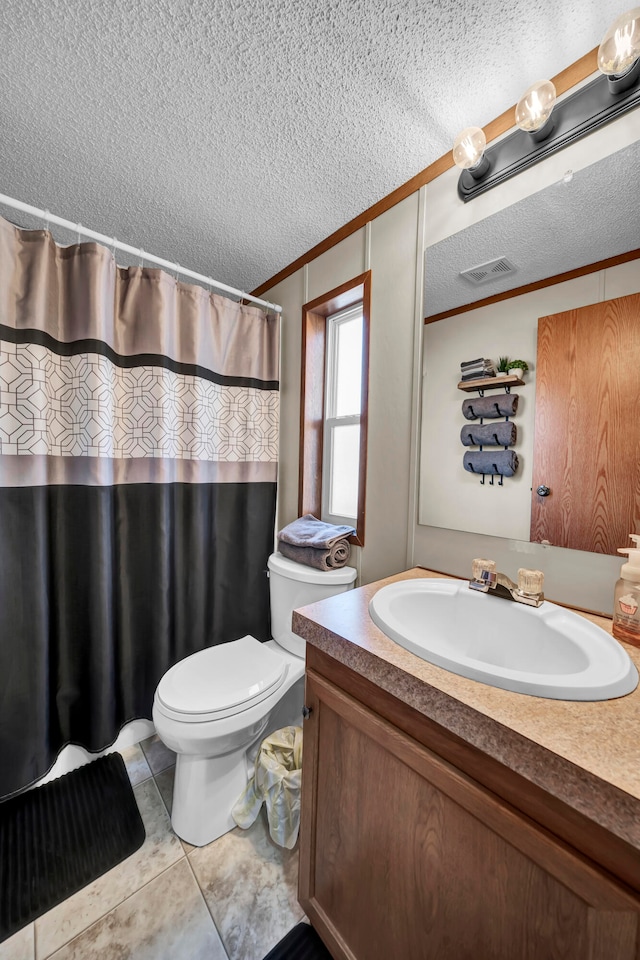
0, 751, 145, 943
263, 922, 333, 960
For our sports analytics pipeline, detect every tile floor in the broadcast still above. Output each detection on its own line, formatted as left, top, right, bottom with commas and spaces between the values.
1, 737, 305, 960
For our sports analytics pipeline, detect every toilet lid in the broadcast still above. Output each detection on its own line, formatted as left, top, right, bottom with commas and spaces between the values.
156, 635, 288, 720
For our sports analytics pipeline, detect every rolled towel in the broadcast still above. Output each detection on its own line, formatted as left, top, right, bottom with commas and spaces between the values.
278, 514, 355, 549
463, 449, 519, 477
460, 421, 517, 447
462, 393, 519, 421
278, 539, 351, 571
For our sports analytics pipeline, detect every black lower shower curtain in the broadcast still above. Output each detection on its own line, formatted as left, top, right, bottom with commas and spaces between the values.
0, 216, 280, 796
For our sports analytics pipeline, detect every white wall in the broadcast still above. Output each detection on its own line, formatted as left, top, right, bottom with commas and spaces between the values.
262, 198, 421, 585
364, 195, 422, 583
307, 228, 366, 302
265, 266, 305, 551
419, 289, 542, 540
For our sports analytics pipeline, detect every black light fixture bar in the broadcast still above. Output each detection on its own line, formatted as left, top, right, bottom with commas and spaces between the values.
457, 68, 640, 202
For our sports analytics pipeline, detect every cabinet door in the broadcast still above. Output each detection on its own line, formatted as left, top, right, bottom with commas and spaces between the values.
299, 670, 640, 960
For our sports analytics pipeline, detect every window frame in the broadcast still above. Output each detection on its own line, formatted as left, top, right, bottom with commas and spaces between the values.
299, 271, 371, 547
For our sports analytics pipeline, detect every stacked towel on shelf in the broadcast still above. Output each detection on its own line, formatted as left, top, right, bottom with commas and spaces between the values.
463, 449, 519, 477
460, 357, 496, 381
462, 393, 519, 420
460, 421, 517, 447
277, 514, 356, 571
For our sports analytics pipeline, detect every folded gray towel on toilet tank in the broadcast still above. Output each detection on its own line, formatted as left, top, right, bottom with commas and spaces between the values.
462, 394, 519, 420
278, 513, 355, 548
278, 539, 351, 571
463, 449, 519, 477
460, 421, 517, 447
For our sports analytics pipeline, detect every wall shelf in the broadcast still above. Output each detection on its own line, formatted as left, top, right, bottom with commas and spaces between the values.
458, 375, 524, 392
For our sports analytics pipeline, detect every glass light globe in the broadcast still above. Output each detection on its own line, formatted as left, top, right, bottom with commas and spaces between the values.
515, 80, 557, 132
452, 127, 486, 170
598, 7, 640, 75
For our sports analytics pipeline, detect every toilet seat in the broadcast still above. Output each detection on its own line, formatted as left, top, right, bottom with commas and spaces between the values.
155, 635, 288, 723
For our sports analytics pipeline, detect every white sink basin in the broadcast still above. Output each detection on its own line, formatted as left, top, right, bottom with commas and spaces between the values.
368, 578, 639, 701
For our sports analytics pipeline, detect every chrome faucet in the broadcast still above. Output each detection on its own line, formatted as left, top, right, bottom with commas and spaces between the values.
469, 559, 545, 607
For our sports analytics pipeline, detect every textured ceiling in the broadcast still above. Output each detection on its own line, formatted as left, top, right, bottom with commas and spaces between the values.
424, 140, 640, 316
0, 0, 630, 297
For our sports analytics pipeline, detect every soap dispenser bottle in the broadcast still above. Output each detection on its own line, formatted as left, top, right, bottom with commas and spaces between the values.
613, 534, 640, 647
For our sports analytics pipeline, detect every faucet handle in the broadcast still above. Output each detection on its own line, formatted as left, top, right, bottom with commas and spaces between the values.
518, 568, 544, 596
472, 558, 496, 582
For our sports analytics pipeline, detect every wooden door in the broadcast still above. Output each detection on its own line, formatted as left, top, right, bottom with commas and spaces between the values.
299, 669, 640, 960
530, 292, 640, 554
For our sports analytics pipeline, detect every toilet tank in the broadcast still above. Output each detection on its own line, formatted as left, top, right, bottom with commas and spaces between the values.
268, 551, 357, 657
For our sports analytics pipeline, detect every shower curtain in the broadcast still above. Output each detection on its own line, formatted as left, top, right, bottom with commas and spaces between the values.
0, 215, 279, 797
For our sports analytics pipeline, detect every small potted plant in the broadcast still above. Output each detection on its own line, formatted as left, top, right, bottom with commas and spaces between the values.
496, 356, 510, 377
508, 359, 529, 379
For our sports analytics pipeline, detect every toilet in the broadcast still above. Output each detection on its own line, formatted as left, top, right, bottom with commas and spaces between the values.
152, 551, 357, 846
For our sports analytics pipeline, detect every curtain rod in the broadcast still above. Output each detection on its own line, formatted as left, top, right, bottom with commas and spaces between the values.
0, 192, 282, 314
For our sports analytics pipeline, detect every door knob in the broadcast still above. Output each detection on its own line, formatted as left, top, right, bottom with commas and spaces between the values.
536, 485, 551, 497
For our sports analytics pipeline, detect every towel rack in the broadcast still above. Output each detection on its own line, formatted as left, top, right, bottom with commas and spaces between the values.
459, 376, 524, 485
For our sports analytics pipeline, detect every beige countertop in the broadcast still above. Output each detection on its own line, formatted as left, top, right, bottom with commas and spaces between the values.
292, 567, 640, 853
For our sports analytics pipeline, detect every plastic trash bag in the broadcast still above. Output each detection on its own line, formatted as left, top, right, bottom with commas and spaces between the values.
232, 725, 303, 849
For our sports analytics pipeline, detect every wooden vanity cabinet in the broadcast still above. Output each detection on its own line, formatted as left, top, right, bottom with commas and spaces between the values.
299, 647, 640, 960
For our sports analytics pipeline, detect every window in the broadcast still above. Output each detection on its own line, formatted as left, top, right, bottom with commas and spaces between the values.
299, 272, 370, 546
322, 304, 363, 524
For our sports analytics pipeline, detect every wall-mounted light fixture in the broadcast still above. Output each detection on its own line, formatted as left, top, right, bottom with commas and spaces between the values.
452, 127, 489, 178
455, 7, 640, 202
598, 7, 640, 89
514, 80, 557, 140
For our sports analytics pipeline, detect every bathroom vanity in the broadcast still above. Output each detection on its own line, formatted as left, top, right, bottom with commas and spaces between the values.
292, 568, 640, 960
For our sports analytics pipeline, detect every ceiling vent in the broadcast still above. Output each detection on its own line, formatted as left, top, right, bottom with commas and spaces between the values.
459, 257, 518, 285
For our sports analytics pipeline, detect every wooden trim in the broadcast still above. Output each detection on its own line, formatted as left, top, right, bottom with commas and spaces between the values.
425, 247, 640, 324
298, 272, 371, 546
303, 273, 367, 317
298, 310, 326, 518
356, 271, 371, 545
251, 48, 599, 299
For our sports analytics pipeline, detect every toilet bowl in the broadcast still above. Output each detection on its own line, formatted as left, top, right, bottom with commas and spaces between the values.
152, 551, 357, 846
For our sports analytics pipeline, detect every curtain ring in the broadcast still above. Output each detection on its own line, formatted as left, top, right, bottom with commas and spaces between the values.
174, 263, 180, 281
111, 237, 117, 261
44, 209, 50, 235
138, 248, 144, 268
76, 223, 82, 246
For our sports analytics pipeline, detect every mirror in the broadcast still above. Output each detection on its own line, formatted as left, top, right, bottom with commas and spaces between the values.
419, 139, 640, 553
